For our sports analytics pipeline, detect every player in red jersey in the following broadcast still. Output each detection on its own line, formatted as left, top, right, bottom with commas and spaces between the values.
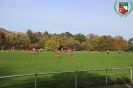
96, 49, 98, 54
55, 49, 60, 58
10, 47, 13, 52
33, 48, 36, 54
68, 48, 72, 55
26, 48, 28, 55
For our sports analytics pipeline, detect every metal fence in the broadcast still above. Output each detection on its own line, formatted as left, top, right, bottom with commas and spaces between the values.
0, 67, 132, 88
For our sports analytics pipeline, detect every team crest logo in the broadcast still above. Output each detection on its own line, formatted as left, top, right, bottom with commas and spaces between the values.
119, 2, 128, 14
114, 0, 133, 17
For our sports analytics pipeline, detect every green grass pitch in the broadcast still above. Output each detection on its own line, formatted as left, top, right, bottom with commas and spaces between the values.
0, 51, 133, 88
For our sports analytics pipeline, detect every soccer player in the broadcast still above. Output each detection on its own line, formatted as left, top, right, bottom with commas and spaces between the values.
26, 48, 28, 55
118, 50, 121, 54
68, 48, 72, 55
55, 49, 60, 58
10, 47, 13, 52
33, 48, 36, 54
107, 50, 109, 55
96, 49, 98, 54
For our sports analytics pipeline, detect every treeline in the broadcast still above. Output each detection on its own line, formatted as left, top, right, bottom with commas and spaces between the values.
0, 28, 133, 51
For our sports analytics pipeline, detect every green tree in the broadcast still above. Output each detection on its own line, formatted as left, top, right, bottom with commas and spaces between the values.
43, 31, 51, 38
0, 30, 5, 45
66, 38, 81, 50
74, 33, 86, 43
38, 35, 49, 48
128, 38, 133, 51
26, 29, 35, 44
97, 37, 106, 50
34, 31, 43, 44
44, 37, 61, 51
61, 32, 73, 38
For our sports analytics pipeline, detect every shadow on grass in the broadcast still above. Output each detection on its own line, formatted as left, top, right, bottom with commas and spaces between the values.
0, 71, 132, 88
0, 67, 34, 88
0, 67, 13, 88
37, 71, 132, 88
0, 67, 11, 76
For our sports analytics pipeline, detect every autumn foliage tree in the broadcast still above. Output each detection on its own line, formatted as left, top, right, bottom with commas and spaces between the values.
38, 35, 49, 48
64, 38, 80, 50
102, 35, 113, 50
0, 28, 131, 51
86, 33, 100, 50
111, 36, 127, 51
0, 29, 5, 45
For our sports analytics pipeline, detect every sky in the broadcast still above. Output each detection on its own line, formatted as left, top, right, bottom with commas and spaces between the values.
0, 0, 133, 40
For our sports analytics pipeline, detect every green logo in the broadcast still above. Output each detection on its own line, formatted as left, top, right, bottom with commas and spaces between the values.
114, 0, 133, 17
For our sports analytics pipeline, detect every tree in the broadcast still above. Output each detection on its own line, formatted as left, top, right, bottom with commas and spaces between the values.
34, 31, 43, 44
38, 35, 49, 48
87, 33, 100, 50
26, 29, 35, 44
102, 35, 113, 50
0, 29, 16, 48
65, 38, 81, 50
61, 32, 73, 38
112, 36, 127, 51
81, 42, 88, 50
97, 37, 106, 50
43, 31, 51, 38
5, 32, 13, 46
16, 32, 30, 47
74, 33, 86, 43
44, 37, 61, 51
0, 31, 5, 45
128, 38, 133, 51
61, 32, 74, 48
0, 35, 2, 44
43, 31, 49, 36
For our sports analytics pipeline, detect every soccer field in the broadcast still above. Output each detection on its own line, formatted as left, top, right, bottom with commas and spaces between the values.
0, 51, 133, 88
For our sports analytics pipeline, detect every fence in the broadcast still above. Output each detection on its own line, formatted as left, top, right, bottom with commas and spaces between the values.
0, 67, 133, 88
